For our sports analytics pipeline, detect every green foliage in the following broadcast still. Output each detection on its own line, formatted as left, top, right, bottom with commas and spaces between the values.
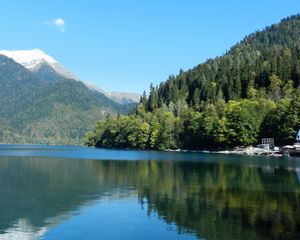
268, 74, 282, 101
222, 100, 271, 146
86, 108, 181, 150
261, 93, 300, 145
86, 97, 285, 149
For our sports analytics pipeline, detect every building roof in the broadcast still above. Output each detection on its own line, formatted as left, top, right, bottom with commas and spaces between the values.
296, 129, 300, 140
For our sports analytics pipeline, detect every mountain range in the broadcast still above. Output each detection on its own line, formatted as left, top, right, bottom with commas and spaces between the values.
0, 49, 139, 144
0, 49, 140, 104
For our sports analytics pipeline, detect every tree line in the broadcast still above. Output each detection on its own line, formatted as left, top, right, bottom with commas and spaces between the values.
85, 91, 300, 150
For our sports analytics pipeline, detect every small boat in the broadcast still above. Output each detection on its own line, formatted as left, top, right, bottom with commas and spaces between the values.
270, 152, 283, 157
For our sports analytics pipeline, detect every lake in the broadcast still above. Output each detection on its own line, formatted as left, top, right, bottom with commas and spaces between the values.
0, 145, 299, 240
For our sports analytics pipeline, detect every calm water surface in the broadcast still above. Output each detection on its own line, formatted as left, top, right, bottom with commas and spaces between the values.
0, 145, 299, 240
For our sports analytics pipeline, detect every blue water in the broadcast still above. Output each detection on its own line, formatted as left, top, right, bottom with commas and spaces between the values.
0, 145, 299, 239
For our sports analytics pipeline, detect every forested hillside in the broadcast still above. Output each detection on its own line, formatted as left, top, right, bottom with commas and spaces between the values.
0, 55, 132, 144
86, 14, 300, 150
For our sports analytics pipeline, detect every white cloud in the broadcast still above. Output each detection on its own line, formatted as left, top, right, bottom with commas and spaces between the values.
45, 18, 66, 32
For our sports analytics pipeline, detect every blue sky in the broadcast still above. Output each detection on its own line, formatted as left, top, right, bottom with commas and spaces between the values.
0, 1, 299, 93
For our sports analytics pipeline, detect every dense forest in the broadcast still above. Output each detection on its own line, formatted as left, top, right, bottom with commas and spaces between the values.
85, 14, 300, 150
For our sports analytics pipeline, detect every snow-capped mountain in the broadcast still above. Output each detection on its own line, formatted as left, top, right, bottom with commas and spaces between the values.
0, 53, 136, 144
0, 49, 80, 81
0, 49, 140, 104
0, 49, 55, 68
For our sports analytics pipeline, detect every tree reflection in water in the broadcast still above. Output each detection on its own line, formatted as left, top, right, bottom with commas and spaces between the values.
0, 155, 299, 239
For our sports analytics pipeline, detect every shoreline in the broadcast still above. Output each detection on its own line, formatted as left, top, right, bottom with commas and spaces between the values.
167, 146, 285, 157
0, 143, 289, 157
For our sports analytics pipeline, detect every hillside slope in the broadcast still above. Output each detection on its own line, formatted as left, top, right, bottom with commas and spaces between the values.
145, 14, 300, 109
86, 14, 300, 150
0, 49, 140, 104
0, 55, 130, 144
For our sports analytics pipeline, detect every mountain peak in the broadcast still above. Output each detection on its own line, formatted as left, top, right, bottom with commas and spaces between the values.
0, 49, 57, 69
0, 48, 82, 81
0, 48, 140, 103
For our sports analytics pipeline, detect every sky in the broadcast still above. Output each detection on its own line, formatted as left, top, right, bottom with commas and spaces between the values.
0, 0, 299, 93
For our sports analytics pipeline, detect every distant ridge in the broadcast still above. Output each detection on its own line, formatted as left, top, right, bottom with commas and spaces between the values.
0, 49, 140, 104
0, 49, 80, 81
0, 52, 135, 144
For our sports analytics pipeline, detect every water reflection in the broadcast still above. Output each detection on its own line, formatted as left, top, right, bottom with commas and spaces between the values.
0, 151, 299, 239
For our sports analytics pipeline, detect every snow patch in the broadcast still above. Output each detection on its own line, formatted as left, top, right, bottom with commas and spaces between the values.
0, 49, 56, 68
0, 49, 140, 103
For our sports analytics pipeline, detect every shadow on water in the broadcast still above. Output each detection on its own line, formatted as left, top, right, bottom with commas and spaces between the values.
0, 146, 299, 239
